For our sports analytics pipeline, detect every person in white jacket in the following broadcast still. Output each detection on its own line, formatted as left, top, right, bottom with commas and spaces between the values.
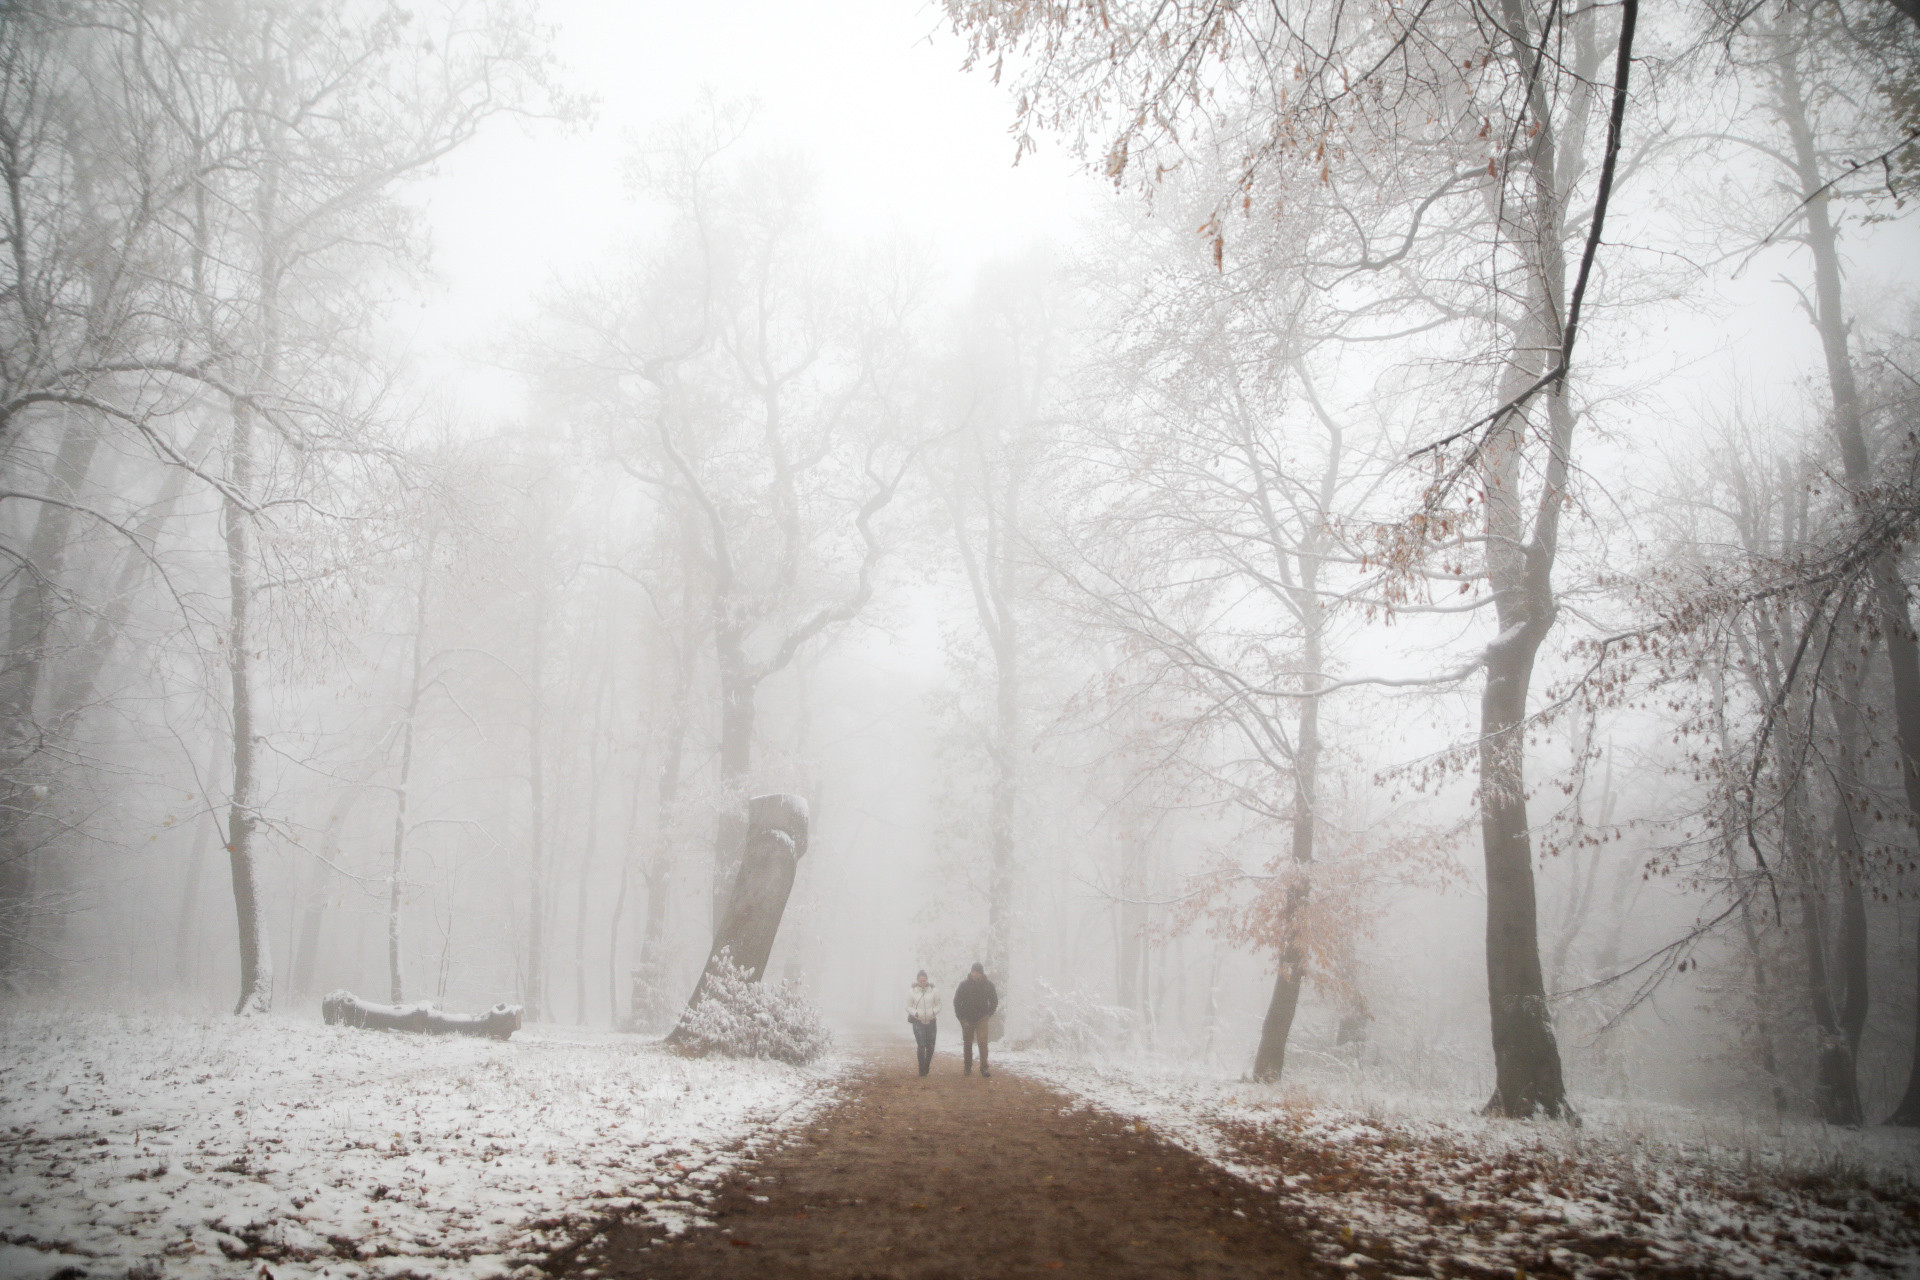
907, 970, 940, 1076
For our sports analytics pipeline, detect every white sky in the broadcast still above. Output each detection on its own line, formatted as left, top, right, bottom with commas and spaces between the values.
403, 0, 1096, 401
395, 0, 1918, 442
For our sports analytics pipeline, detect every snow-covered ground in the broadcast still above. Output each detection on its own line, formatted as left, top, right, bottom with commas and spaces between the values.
1005, 1050, 1920, 1279
0, 1010, 847, 1280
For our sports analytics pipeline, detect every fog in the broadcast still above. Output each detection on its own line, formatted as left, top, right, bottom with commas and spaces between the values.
6, 0, 1920, 1154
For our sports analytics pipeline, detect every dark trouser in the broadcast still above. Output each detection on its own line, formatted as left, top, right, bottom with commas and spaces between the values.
961, 1017, 990, 1074
912, 1018, 937, 1075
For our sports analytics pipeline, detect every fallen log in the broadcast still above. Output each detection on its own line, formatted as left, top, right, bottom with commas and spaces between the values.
322, 991, 522, 1040
667, 793, 808, 1043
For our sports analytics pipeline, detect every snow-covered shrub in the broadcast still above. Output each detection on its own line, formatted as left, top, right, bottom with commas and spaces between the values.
1025, 980, 1138, 1057
675, 952, 832, 1065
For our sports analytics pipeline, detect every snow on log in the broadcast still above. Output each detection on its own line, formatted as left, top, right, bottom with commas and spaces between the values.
321, 991, 522, 1040
668, 793, 808, 1043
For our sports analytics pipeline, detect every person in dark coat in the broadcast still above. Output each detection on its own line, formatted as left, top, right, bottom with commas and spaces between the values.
952, 962, 999, 1077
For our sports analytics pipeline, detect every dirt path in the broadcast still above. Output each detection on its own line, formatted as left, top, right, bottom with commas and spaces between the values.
553, 1044, 1323, 1280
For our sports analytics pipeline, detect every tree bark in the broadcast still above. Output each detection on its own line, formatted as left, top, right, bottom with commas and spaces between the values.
574, 713, 605, 1024
1248, 392, 1334, 1084
1798, 867, 1864, 1123
1832, 660, 1872, 1100
0, 414, 102, 979
1888, 914, 1920, 1124
224, 393, 271, 1015
174, 806, 214, 988
1769, 20, 1920, 1125
628, 600, 694, 1030
668, 793, 808, 1041
386, 542, 433, 1005
323, 990, 522, 1039
710, 669, 754, 930
1713, 665, 1788, 1118
524, 578, 548, 1023
945, 422, 1025, 1037
292, 795, 352, 997
1252, 666, 1319, 1082
1466, 0, 1592, 1121
1116, 824, 1147, 1016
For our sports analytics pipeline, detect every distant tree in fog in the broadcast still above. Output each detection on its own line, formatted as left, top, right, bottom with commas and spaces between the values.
0, 0, 561, 1010
1055, 184, 1433, 1082
928, 248, 1073, 1015
947, 0, 1655, 1117
539, 116, 933, 938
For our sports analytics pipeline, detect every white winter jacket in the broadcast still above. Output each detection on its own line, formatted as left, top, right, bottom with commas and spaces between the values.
907, 982, 940, 1023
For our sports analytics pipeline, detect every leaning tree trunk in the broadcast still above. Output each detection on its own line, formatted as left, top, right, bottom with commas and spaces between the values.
667, 794, 808, 1042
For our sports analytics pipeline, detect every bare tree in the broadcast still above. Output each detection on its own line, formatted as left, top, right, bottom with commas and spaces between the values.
945, 0, 1650, 1117
540, 126, 927, 935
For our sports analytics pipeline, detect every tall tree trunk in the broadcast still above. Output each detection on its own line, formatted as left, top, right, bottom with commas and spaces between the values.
174, 806, 214, 989
634, 649, 693, 1029
608, 767, 642, 1026
710, 656, 754, 929
51, 419, 219, 724
524, 582, 548, 1023
986, 631, 1017, 1002
386, 544, 433, 1005
1116, 823, 1147, 1015
293, 796, 351, 997
946, 433, 1024, 1026
0, 414, 102, 979
1714, 665, 1788, 1118
1467, 0, 1597, 1119
1252, 659, 1319, 1081
1794, 812, 1863, 1124
1475, 363, 1573, 1116
224, 398, 270, 1016
1888, 914, 1920, 1124
1769, 22, 1920, 1126
1832, 657, 1872, 1098
1249, 427, 1332, 1084
1739, 894, 1790, 1121
574, 706, 606, 1024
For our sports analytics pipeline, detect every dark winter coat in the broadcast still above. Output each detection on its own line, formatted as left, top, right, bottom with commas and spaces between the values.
953, 974, 998, 1024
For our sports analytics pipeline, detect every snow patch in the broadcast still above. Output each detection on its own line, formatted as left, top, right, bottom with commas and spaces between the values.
1004, 1050, 1920, 1279
0, 1010, 847, 1278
